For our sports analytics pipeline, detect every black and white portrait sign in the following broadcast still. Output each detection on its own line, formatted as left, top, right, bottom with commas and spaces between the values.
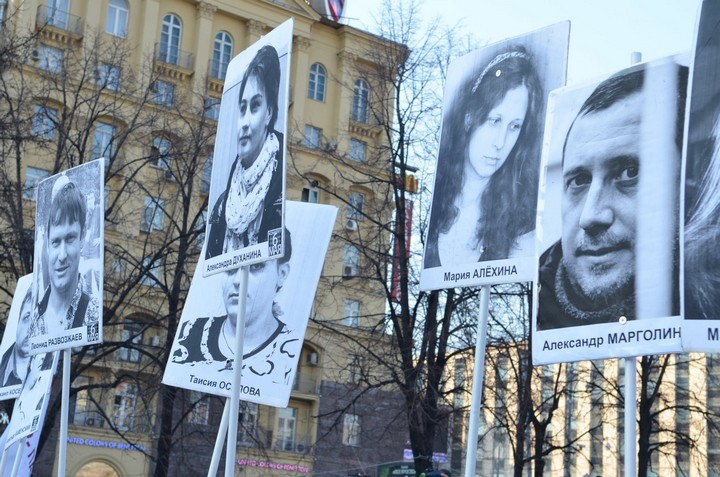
533, 57, 687, 365
164, 201, 336, 407
420, 22, 569, 291
682, 0, 720, 351
29, 159, 104, 354
202, 19, 293, 276
0, 275, 33, 400
4, 351, 57, 449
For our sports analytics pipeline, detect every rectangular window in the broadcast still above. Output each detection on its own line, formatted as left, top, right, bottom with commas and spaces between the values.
150, 137, 171, 169
301, 185, 319, 203
204, 98, 221, 121
348, 355, 362, 384
32, 105, 58, 140
106, 0, 129, 37
187, 391, 210, 425
112, 383, 138, 431
141, 196, 165, 232
349, 139, 366, 162
23, 167, 50, 200
276, 407, 297, 452
71, 375, 93, 425
97, 63, 121, 91
342, 414, 361, 446
343, 245, 359, 278
92, 123, 116, 163
118, 321, 143, 363
303, 125, 321, 149
36, 45, 63, 73
201, 156, 212, 193
344, 299, 360, 327
153, 80, 175, 107
140, 256, 162, 287
238, 402, 259, 446
347, 192, 364, 220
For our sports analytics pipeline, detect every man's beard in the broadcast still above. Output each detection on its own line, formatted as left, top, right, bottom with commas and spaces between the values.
562, 260, 635, 312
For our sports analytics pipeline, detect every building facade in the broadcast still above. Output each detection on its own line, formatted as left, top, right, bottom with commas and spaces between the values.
0, 0, 408, 475
449, 346, 720, 477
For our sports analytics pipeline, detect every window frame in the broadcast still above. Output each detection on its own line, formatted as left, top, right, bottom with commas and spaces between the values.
97, 63, 121, 91
211, 31, 233, 80
349, 138, 366, 162
141, 196, 165, 232
36, 45, 63, 73
347, 192, 364, 220
308, 63, 326, 101
343, 299, 360, 327
92, 122, 116, 162
159, 13, 182, 65
32, 105, 58, 140
303, 125, 322, 149
187, 391, 210, 425
118, 320, 143, 363
140, 256, 162, 287
351, 78, 369, 123
112, 382, 139, 432
342, 413, 361, 447
150, 136, 172, 169
153, 80, 175, 107
23, 167, 51, 200
106, 0, 129, 38
301, 185, 319, 203
343, 245, 360, 278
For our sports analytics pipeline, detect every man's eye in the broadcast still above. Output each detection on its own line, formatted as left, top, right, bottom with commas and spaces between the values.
249, 263, 265, 272
567, 174, 591, 189
617, 165, 639, 181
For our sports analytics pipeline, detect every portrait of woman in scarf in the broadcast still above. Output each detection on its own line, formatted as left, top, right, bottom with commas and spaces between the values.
206, 45, 284, 258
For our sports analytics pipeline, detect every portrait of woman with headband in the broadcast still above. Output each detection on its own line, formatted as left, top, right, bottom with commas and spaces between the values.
424, 47, 543, 268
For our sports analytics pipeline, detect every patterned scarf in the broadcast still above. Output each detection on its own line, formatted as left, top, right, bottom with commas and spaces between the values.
224, 132, 279, 239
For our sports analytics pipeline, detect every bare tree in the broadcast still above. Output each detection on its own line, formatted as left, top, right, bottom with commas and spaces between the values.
290, 0, 479, 473
0, 18, 216, 476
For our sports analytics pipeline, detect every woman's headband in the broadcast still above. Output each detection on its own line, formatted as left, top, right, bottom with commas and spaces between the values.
471, 51, 530, 94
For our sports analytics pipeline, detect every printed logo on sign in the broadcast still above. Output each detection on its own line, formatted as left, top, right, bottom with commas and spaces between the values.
267, 228, 282, 257
87, 323, 99, 342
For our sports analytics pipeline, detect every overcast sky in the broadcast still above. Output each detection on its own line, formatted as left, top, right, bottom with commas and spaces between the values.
343, 0, 702, 84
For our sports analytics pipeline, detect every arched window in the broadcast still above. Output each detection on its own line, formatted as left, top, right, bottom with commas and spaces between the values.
211, 32, 233, 80
106, 0, 128, 37
308, 63, 326, 101
74, 460, 120, 477
160, 13, 182, 65
351, 78, 369, 123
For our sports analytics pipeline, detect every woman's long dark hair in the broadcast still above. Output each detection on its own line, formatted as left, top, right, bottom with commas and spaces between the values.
428, 46, 543, 261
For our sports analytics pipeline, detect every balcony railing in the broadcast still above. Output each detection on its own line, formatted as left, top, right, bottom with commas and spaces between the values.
237, 426, 312, 454
274, 435, 312, 454
73, 410, 105, 428
154, 42, 194, 70
292, 373, 319, 395
36, 4, 83, 36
